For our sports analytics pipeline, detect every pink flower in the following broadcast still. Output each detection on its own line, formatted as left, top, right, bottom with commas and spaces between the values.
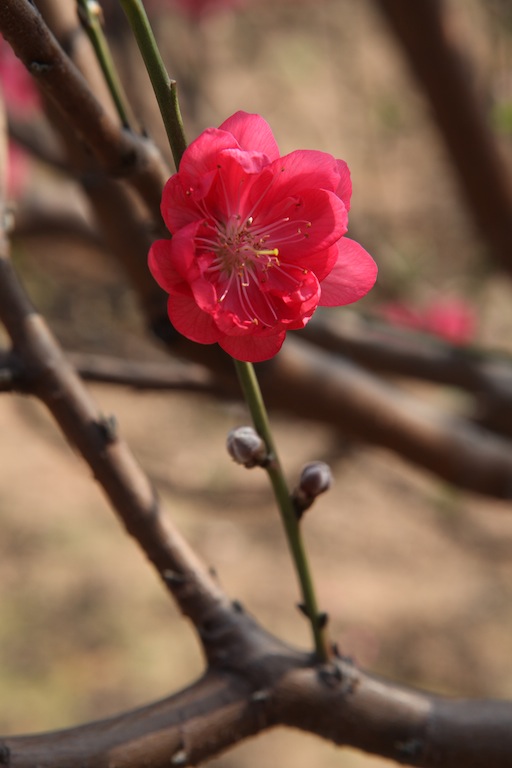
379, 298, 476, 345
0, 38, 40, 115
149, 111, 377, 362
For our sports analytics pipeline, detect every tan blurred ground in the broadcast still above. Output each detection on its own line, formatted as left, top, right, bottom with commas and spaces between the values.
2, 1, 512, 767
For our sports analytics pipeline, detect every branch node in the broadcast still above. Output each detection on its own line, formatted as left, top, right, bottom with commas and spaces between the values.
29, 61, 52, 74
251, 689, 270, 703
163, 569, 188, 585
170, 748, 188, 766
232, 599, 244, 613
317, 611, 329, 629
95, 414, 118, 444
318, 663, 343, 689
394, 738, 424, 761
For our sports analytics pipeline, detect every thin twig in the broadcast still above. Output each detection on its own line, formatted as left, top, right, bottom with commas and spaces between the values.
68, 351, 216, 392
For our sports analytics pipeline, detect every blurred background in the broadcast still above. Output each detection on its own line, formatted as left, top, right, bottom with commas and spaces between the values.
2, 1, 512, 766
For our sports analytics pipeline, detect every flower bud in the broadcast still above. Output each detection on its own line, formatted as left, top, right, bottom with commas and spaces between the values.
293, 461, 332, 517
226, 426, 268, 468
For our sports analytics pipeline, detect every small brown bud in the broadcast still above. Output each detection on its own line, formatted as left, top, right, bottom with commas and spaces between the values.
226, 426, 268, 468
293, 461, 333, 518
299, 461, 332, 497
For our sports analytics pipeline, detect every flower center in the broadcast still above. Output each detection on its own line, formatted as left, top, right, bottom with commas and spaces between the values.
198, 212, 311, 274
192, 172, 313, 327
216, 214, 280, 272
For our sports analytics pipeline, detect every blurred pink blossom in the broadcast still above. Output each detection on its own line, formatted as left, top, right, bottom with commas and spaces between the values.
0, 38, 40, 115
0, 39, 40, 199
378, 298, 476, 345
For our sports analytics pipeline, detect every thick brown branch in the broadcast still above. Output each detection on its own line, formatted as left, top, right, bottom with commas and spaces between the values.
0, 671, 264, 768
262, 340, 512, 498
0, 247, 228, 627
275, 662, 512, 768
376, 0, 512, 274
8, 115, 67, 172
302, 313, 512, 436
0, 348, 21, 391
1, 0, 169, 217
303, 312, 511, 394
3, 648, 512, 768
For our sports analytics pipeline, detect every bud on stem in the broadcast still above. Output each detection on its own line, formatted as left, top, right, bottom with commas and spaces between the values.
292, 461, 333, 518
226, 426, 269, 468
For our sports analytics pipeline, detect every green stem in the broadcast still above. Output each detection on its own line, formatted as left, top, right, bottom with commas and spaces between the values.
77, 0, 134, 128
234, 360, 329, 662
119, 0, 187, 169
117, 0, 326, 661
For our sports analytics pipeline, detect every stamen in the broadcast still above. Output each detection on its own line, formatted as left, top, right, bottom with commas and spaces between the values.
243, 172, 279, 222
256, 248, 279, 257
235, 267, 278, 326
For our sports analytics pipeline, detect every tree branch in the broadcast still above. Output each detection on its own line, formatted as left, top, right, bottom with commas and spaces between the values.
1, 0, 169, 218
0, 242, 228, 629
303, 312, 512, 396
67, 351, 217, 393
3, 651, 512, 768
376, 0, 512, 275
302, 312, 512, 437
0, 348, 22, 391
0, 671, 265, 768
275, 661, 512, 768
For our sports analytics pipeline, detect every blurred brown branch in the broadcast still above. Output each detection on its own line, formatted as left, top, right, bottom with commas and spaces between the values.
376, 0, 512, 275
64, 351, 217, 393
1, 0, 169, 216
302, 313, 512, 436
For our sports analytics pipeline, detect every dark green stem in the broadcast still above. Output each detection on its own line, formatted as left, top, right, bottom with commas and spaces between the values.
77, 0, 134, 128
119, 0, 187, 169
234, 359, 330, 662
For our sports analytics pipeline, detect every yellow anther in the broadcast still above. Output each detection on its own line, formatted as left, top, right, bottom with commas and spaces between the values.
257, 248, 279, 257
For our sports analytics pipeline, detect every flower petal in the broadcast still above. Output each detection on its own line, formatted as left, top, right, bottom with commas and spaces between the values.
148, 238, 184, 293
179, 128, 238, 189
219, 111, 280, 161
219, 330, 286, 362
293, 244, 339, 283
167, 294, 222, 344
263, 188, 347, 259
335, 159, 352, 211
163, 222, 204, 283
319, 238, 377, 307
161, 174, 202, 232
265, 149, 341, 200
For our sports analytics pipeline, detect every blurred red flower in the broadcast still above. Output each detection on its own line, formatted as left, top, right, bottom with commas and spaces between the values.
0, 38, 41, 199
0, 38, 40, 115
149, 111, 377, 361
379, 298, 476, 345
